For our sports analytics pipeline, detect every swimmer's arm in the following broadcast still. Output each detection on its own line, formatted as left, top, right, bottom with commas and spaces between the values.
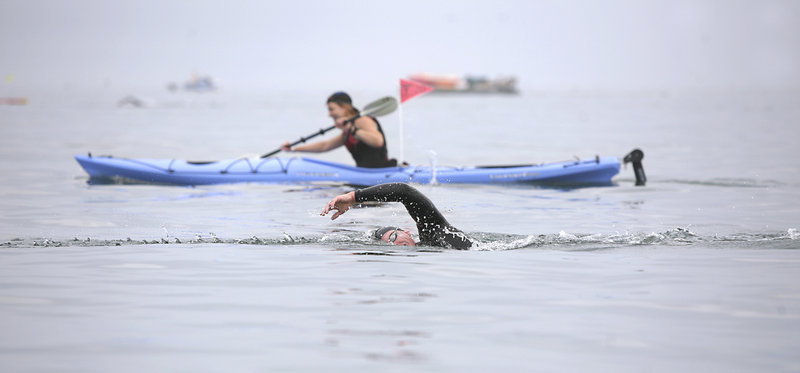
320, 191, 355, 220
321, 184, 442, 225
353, 183, 449, 230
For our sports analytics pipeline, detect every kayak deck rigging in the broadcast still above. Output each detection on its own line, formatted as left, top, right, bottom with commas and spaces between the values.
75, 153, 625, 187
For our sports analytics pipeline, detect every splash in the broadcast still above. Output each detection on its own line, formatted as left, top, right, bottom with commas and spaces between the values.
466, 227, 798, 251
2, 228, 796, 249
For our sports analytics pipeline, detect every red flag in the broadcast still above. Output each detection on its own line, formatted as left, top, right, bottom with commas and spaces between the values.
400, 79, 434, 103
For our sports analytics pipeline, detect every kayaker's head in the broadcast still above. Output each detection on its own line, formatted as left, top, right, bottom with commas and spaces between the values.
374, 226, 415, 247
327, 91, 359, 120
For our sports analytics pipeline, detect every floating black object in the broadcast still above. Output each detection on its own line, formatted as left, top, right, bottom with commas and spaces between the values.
623, 149, 646, 186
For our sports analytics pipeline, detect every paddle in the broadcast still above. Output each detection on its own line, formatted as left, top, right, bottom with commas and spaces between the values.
260, 96, 398, 159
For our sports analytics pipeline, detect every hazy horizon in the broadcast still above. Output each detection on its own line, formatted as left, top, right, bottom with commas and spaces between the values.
1, 0, 799, 95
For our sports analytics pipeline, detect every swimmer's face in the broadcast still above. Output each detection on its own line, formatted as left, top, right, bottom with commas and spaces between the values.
381, 229, 416, 246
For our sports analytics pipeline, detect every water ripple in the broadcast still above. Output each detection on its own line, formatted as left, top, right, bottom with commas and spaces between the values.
3, 228, 796, 250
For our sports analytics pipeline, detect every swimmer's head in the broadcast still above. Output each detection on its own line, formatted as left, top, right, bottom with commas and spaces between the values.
373, 226, 415, 246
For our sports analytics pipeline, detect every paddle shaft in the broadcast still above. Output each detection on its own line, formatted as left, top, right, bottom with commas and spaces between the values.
261, 115, 364, 159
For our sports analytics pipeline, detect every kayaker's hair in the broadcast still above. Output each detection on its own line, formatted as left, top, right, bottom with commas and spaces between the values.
327, 91, 359, 116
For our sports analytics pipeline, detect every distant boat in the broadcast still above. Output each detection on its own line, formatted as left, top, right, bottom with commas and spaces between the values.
0, 97, 28, 106
117, 95, 146, 108
408, 73, 518, 94
167, 75, 217, 92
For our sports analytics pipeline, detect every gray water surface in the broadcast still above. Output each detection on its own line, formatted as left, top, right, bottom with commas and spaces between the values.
1, 91, 799, 372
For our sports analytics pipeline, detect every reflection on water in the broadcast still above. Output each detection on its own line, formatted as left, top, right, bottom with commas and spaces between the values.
4, 243, 797, 371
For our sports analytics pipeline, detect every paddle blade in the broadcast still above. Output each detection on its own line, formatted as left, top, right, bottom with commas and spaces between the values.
361, 96, 398, 117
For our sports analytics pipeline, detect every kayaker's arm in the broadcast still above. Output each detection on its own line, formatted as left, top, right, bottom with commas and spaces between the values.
342, 116, 384, 148
281, 135, 344, 153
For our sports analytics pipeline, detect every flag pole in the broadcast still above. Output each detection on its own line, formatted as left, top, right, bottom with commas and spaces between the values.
398, 83, 405, 164
397, 78, 433, 165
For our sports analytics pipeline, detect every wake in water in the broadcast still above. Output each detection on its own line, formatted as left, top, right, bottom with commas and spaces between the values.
470, 228, 798, 251
3, 228, 797, 251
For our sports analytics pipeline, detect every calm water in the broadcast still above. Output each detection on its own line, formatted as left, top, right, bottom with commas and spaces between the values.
1, 89, 799, 372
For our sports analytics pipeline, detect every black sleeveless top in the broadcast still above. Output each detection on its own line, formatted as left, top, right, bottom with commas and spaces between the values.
342, 117, 397, 168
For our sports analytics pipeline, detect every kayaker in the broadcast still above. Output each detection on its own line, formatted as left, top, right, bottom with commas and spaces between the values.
280, 92, 398, 168
320, 183, 473, 249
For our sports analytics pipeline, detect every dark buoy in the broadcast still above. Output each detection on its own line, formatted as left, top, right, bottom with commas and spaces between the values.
623, 149, 646, 186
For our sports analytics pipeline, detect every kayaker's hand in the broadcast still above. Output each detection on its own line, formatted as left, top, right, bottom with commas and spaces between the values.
334, 116, 350, 130
321, 191, 355, 220
280, 141, 292, 152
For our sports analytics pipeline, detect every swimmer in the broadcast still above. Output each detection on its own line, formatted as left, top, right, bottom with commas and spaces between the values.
321, 183, 472, 249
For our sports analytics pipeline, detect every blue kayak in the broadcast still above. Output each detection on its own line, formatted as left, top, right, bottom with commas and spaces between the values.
74, 154, 621, 186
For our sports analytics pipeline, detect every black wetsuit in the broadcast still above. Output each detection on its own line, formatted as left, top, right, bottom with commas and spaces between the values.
354, 183, 473, 249
343, 117, 397, 168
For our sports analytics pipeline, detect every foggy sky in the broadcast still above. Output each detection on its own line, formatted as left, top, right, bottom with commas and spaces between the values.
1, 0, 798, 93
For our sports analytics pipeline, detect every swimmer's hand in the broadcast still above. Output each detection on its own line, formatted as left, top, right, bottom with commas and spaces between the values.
321, 191, 355, 220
